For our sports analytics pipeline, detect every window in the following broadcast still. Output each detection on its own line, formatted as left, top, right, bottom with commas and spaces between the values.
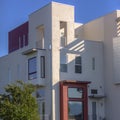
41, 56, 45, 78
28, 57, 37, 80
68, 101, 83, 120
68, 88, 83, 99
60, 64, 67, 72
60, 54, 68, 72
92, 57, 95, 70
75, 56, 82, 73
36, 88, 45, 120
91, 89, 98, 94
68, 87, 84, 120
36, 88, 45, 99
92, 102, 97, 120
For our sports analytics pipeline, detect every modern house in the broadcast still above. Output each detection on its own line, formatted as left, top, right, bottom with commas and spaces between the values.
0, 2, 120, 120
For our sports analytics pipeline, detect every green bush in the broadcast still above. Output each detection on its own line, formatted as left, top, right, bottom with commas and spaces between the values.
0, 81, 40, 120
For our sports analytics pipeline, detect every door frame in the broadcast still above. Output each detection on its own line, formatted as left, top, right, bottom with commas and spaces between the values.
60, 80, 90, 120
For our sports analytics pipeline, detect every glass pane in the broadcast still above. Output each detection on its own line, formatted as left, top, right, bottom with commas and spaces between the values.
75, 65, 82, 73
68, 88, 83, 98
75, 56, 81, 64
36, 88, 45, 98
29, 72, 37, 80
92, 57, 95, 70
92, 102, 97, 120
41, 56, 45, 78
60, 64, 67, 72
28, 57, 37, 73
68, 101, 83, 120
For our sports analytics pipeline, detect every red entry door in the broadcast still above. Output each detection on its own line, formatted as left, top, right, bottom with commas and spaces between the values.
60, 80, 90, 120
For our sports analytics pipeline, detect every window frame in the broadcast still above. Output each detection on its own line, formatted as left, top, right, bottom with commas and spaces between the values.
92, 57, 95, 70
75, 56, 82, 73
60, 81, 90, 120
28, 57, 37, 80
41, 56, 45, 78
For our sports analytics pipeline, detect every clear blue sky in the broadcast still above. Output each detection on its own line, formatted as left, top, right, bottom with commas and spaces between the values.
0, 0, 120, 57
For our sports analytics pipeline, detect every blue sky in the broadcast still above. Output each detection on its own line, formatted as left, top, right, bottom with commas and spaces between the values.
0, 0, 120, 57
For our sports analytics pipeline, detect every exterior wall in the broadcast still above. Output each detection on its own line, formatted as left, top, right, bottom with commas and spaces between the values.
113, 36, 120, 84
60, 40, 105, 119
8, 22, 28, 53
82, 18, 104, 41
28, 3, 53, 119
28, 4, 52, 50
51, 2, 75, 120
81, 10, 120, 120
0, 48, 27, 93
74, 22, 83, 39
102, 11, 120, 120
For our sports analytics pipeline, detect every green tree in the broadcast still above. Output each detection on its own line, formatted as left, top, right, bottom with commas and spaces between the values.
0, 81, 40, 120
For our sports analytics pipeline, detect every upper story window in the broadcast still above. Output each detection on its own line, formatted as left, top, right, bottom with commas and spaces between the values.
75, 56, 82, 73
28, 57, 37, 80
60, 54, 68, 72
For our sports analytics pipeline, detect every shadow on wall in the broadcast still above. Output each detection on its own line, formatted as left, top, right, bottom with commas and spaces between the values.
60, 39, 85, 54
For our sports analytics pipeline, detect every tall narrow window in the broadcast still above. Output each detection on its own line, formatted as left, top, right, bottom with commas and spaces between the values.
36, 88, 45, 120
92, 57, 95, 70
41, 56, 45, 78
75, 56, 82, 73
28, 57, 37, 80
92, 102, 97, 120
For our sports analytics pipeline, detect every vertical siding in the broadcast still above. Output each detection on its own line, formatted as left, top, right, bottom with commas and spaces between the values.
8, 22, 28, 53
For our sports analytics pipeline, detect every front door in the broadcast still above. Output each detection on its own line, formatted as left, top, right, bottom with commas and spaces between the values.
68, 87, 84, 120
60, 80, 90, 120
